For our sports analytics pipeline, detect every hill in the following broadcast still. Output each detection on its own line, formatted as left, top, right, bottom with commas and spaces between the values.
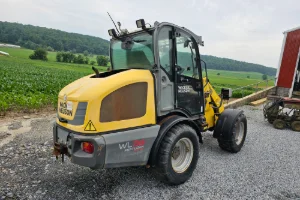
0, 21, 109, 55
201, 55, 276, 76
0, 21, 276, 75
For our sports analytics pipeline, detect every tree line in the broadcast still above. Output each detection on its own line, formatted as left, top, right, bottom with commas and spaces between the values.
29, 48, 109, 66
56, 52, 108, 66
201, 55, 276, 76
0, 21, 109, 55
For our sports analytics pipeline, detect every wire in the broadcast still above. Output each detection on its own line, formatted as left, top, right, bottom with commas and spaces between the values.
107, 12, 120, 34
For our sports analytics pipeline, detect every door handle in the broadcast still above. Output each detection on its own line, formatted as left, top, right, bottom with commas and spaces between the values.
181, 77, 190, 83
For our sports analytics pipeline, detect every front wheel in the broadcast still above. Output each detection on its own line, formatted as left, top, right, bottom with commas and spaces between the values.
217, 112, 247, 153
154, 124, 199, 185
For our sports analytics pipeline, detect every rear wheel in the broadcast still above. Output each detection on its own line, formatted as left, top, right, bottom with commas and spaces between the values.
154, 124, 199, 185
273, 119, 285, 129
217, 112, 247, 153
291, 121, 300, 132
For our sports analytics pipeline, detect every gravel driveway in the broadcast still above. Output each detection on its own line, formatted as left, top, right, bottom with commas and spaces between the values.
0, 105, 300, 200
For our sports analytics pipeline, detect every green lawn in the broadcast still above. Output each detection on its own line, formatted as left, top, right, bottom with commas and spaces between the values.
0, 48, 106, 112
0, 47, 275, 112
0, 47, 99, 63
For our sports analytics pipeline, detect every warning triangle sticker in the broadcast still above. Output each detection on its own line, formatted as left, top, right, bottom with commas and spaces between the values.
84, 120, 97, 131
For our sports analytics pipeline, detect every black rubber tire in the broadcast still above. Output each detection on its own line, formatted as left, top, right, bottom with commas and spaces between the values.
154, 124, 199, 185
217, 112, 247, 153
291, 121, 300, 132
267, 118, 274, 124
273, 119, 286, 129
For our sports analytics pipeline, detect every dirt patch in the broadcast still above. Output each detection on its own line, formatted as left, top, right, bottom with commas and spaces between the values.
0, 106, 56, 124
0, 132, 11, 140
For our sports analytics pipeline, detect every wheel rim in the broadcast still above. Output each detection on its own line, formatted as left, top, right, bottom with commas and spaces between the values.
292, 122, 300, 131
171, 138, 194, 173
235, 121, 245, 145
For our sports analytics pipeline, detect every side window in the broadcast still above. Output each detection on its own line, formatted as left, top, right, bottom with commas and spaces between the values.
158, 27, 173, 80
176, 32, 198, 79
100, 82, 147, 122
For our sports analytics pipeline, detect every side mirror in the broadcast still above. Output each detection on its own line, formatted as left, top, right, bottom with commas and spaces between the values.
221, 88, 232, 100
184, 40, 190, 48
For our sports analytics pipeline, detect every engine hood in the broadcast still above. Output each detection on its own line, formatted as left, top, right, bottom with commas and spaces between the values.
58, 69, 146, 101
56, 69, 156, 133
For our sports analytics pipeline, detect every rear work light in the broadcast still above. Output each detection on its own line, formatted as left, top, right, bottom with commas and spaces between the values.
81, 142, 94, 154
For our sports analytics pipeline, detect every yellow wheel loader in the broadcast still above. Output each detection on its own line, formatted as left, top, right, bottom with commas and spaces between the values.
53, 19, 247, 185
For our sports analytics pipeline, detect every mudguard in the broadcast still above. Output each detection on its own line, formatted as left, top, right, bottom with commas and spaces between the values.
213, 109, 244, 139
148, 115, 202, 166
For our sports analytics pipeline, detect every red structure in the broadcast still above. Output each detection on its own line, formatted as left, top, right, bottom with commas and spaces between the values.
276, 27, 300, 97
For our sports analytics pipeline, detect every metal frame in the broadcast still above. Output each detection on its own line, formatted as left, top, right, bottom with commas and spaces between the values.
153, 22, 205, 117
289, 47, 300, 97
275, 32, 287, 86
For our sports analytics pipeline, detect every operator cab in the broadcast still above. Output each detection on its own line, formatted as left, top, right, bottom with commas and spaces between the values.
108, 20, 205, 119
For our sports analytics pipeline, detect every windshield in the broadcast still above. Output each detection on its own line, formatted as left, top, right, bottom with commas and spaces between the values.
111, 33, 154, 70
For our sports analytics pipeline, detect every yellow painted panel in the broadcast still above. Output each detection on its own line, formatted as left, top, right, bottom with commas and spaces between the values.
56, 70, 156, 133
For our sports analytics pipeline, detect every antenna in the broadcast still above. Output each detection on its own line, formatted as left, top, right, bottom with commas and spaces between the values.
107, 12, 120, 34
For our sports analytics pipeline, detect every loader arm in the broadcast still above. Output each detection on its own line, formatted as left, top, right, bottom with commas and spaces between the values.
203, 77, 225, 129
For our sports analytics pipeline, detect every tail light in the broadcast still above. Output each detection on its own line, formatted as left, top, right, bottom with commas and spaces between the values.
81, 142, 94, 154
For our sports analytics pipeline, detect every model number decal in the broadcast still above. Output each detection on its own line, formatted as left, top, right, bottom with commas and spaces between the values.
119, 139, 145, 152
59, 102, 73, 116
178, 85, 191, 93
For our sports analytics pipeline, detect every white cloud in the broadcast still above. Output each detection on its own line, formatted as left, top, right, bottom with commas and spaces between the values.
0, 0, 299, 67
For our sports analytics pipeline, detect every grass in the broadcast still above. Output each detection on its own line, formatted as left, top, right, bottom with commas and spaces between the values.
0, 47, 106, 113
0, 47, 99, 63
0, 47, 275, 113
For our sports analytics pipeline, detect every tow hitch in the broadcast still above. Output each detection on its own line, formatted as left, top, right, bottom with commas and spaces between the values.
53, 142, 70, 162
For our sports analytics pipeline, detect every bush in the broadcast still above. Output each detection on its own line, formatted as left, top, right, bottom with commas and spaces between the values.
56, 52, 62, 62
96, 55, 109, 66
90, 61, 96, 65
247, 75, 250, 78
47, 46, 54, 51
262, 74, 267, 80
232, 90, 253, 98
29, 48, 48, 61
60, 52, 75, 63
76, 55, 85, 64
217, 73, 220, 76
83, 50, 89, 56
84, 56, 89, 64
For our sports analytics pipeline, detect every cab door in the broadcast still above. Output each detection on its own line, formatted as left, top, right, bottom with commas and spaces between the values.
174, 30, 204, 115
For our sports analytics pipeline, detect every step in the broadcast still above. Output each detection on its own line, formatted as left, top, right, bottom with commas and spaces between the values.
249, 98, 267, 106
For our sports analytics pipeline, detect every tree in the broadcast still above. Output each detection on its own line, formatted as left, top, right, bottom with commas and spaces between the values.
90, 61, 96, 65
247, 75, 250, 78
76, 55, 85, 64
262, 74, 267, 80
96, 55, 109, 66
47, 46, 54, 51
83, 50, 89, 56
84, 56, 89, 64
29, 48, 48, 61
56, 52, 62, 62
217, 73, 220, 76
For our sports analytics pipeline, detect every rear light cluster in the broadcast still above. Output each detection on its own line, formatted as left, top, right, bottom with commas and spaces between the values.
81, 142, 94, 154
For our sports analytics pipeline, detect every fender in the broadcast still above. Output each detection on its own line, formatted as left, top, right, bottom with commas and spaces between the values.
213, 109, 244, 139
148, 115, 202, 166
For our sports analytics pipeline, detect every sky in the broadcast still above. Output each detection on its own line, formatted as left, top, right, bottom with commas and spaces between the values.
1, 0, 299, 68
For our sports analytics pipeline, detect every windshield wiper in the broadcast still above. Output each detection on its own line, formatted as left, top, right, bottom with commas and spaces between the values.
132, 39, 147, 43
